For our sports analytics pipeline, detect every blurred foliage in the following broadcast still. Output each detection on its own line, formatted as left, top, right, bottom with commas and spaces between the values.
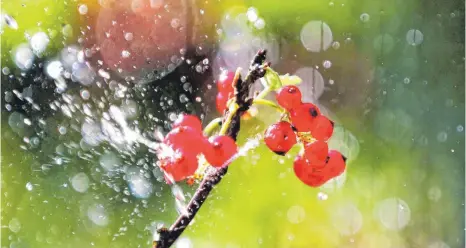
1, 0, 464, 247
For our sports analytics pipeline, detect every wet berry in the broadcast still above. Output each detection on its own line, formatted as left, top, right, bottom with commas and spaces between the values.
304, 140, 328, 165
276, 85, 302, 110
264, 121, 297, 155
204, 135, 238, 167
325, 150, 346, 177
293, 155, 328, 187
311, 115, 334, 141
172, 114, 203, 133
290, 103, 321, 132
217, 70, 236, 92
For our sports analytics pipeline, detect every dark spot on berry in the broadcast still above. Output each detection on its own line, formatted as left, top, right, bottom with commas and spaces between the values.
291, 125, 298, 132
309, 108, 318, 117
273, 151, 286, 156
341, 155, 347, 162
330, 121, 335, 128
325, 156, 330, 163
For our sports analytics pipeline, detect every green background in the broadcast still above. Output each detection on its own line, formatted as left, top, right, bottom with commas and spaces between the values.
1, 0, 464, 247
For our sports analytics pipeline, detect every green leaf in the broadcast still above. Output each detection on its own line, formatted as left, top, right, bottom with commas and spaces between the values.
279, 73, 302, 87
260, 68, 282, 91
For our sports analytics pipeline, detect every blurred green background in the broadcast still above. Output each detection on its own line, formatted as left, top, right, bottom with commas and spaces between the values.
1, 0, 464, 247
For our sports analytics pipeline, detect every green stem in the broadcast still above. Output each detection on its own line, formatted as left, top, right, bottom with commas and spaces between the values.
252, 98, 286, 114
219, 104, 239, 135
203, 117, 223, 136
256, 86, 272, 99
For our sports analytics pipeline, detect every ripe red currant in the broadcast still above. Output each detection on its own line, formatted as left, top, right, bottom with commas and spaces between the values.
264, 121, 297, 155
160, 152, 198, 182
325, 150, 346, 177
304, 140, 328, 165
204, 135, 238, 167
216, 92, 230, 114
172, 114, 203, 133
276, 85, 302, 110
164, 126, 207, 156
290, 103, 321, 132
217, 70, 236, 92
311, 115, 334, 141
293, 155, 327, 187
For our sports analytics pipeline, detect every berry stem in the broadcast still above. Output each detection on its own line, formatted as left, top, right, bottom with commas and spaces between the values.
252, 98, 286, 113
219, 103, 239, 135
203, 117, 223, 136
154, 50, 268, 248
255, 86, 272, 99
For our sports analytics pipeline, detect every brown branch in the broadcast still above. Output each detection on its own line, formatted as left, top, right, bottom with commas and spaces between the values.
154, 50, 268, 248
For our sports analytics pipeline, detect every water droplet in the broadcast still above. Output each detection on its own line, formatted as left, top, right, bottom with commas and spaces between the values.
9, 218, 21, 233
78, 4, 88, 15
360, 13, 370, 22
2, 67, 10, 75
406, 29, 423, 46
62, 24, 73, 37
403, 77, 410, 84
124, 32, 133, 41
287, 205, 305, 224
87, 204, 109, 226
127, 173, 153, 199
168, 112, 177, 121
332, 41, 340, 50
25, 182, 33, 191
30, 32, 50, 55
317, 192, 328, 200
437, 131, 447, 142
58, 126, 67, 135
254, 18, 265, 29
375, 198, 410, 230
121, 50, 131, 58
294, 67, 325, 101
13, 44, 34, 70
80, 89, 90, 100
246, 7, 258, 22
71, 172, 90, 193
427, 186, 442, 201
456, 125, 463, 132
171, 18, 180, 28
300, 21, 333, 52
99, 151, 121, 171
3, 14, 18, 29
45, 61, 63, 79
179, 94, 189, 103
323, 60, 332, 69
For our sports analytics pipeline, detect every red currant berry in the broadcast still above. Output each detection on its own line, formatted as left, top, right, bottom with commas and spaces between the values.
276, 85, 302, 110
264, 121, 297, 155
304, 140, 328, 165
216, 92, 229, 113
160, 152, 198, 182
325, 150, 346, 178
172, 114, 203, 133
290, 103, 321, 132
204, 135, 238, 167
293, 155, 327, 187
217, 70, 236, 91
311, 115, 334, 141
164, 126, 207, 156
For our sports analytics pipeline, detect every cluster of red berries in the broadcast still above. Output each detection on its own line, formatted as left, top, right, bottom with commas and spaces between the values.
159, 114, 237, 182
215, 70, 236, 113
263, 85, 347, 187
